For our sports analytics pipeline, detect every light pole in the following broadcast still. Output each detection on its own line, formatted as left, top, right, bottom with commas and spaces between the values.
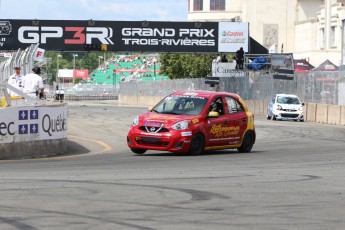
72, 54, 78, 85
98, 56, 103, 67
153, 57, 157, 81
57, 54, 62, 85
73, 54, 78, 69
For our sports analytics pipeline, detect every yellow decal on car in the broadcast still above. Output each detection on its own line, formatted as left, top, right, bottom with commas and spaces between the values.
210, 125, 240, 137
192, 118, 199, 124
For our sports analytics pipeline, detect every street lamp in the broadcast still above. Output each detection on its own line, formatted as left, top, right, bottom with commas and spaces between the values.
72, 54, 78, 85
57, 54, 62, 85
98, 56, 103, 67
73, 54, 78, 69
153, 57, 157, 81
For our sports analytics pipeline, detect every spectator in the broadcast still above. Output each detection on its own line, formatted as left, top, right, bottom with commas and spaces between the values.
7, 66, 24, 96
22, 67, 45, 99
236, 47, 245, 69
216, 54, 221, 63
221, 54, 228, 62
284, 54, 292, 68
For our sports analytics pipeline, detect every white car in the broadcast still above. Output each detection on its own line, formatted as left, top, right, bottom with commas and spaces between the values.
267, 94, 304, 121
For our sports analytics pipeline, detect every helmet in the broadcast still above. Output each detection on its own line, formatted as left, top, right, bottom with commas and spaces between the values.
32, 66, 41, 74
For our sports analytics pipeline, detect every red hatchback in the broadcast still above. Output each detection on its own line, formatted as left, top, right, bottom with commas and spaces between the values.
127, 90, 256, 154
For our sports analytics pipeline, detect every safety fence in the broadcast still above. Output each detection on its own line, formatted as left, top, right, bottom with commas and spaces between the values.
1, 47, 345, 106
0, 44, 38, 84
119, 70, 345, 105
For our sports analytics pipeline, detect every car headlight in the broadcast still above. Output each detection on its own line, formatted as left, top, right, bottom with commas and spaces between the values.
277, 105, 283, 110
131, 116, 139, 126
298, 106, 303, 111
171, 120, 189, 130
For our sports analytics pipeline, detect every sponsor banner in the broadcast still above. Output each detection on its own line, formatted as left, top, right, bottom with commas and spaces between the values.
57, 69, 88, 79
0, 52, 12, 58
212, 62, 238, 77
58, 69, 73, 78
58, 69, 74, 78
0, 105, 68, 144
218, 22, 249, 53
73, 69, 88, 79
0, 20, 248, 53
205, 77, 220, 85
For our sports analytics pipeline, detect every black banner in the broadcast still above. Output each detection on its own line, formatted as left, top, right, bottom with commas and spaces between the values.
205, 76, 220, 85
0, 19, 220, 52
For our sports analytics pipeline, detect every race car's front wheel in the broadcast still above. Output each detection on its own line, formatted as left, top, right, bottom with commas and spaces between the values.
130, 148, 147, 154
237, 131, 255, 153
188, 132, 205, 154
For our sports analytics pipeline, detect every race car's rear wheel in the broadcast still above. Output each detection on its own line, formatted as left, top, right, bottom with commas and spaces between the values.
130, 148, 147, 154
237, 131, 255, 153
188, 132, 205, 154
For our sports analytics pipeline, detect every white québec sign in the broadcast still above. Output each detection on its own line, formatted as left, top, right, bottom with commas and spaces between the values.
0, 105, 68, 144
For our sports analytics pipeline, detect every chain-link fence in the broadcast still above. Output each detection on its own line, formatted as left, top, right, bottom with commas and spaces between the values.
0, 44, 39, 99
2, 47, 344, 105
0, 44, 38, 84
120, 70, 345, 105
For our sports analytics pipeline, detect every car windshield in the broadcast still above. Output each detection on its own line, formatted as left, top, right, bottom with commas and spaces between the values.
277, 96, 300, 105
153, 95, 208, 115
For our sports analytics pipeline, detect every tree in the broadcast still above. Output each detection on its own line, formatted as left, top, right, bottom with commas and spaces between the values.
160, 54, 216, 79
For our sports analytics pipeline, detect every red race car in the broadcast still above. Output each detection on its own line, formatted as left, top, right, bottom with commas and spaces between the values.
127, 90, 255, 154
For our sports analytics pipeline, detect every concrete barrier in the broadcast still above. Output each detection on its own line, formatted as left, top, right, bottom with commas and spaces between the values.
306, 103, 317, 122
341, 106, 345, 126
0, 102, 68, 160
316, 104, 328, 124
327, 105, 341, 125
119, 95, 345, 126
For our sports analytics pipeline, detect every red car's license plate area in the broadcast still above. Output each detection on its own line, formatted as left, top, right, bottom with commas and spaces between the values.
136, 136, 169, 147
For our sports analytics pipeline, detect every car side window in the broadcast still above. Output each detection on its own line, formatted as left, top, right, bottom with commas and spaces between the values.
226, 96, 244, 113
209, 97, 224, 115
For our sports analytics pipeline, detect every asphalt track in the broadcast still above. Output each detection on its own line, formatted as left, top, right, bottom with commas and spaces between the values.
0, 100, 345, 230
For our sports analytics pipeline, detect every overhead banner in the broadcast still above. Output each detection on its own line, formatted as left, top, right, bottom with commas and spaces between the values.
0, 19, 249, 53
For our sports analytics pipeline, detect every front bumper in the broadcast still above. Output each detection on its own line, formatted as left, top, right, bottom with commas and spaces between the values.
273, 111, 304, 121
127, 128, 193, 153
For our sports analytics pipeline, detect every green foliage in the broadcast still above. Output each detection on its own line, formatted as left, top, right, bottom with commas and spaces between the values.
160, 54, 215, 79
42, 52, 223, 83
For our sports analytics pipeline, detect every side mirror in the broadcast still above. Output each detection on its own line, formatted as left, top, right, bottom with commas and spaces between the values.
207, 111, 219, 118
148, 105, 154, 111
302, 103, 305, 106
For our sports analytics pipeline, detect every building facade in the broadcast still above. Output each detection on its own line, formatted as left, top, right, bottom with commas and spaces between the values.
187, 0, 345, 67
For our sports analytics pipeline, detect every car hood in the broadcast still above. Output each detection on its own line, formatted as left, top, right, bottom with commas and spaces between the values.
139, 112, 196, 126
278, 103, 302, 110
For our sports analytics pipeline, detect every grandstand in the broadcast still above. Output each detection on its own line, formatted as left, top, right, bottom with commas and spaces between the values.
87, 53, 169, 85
